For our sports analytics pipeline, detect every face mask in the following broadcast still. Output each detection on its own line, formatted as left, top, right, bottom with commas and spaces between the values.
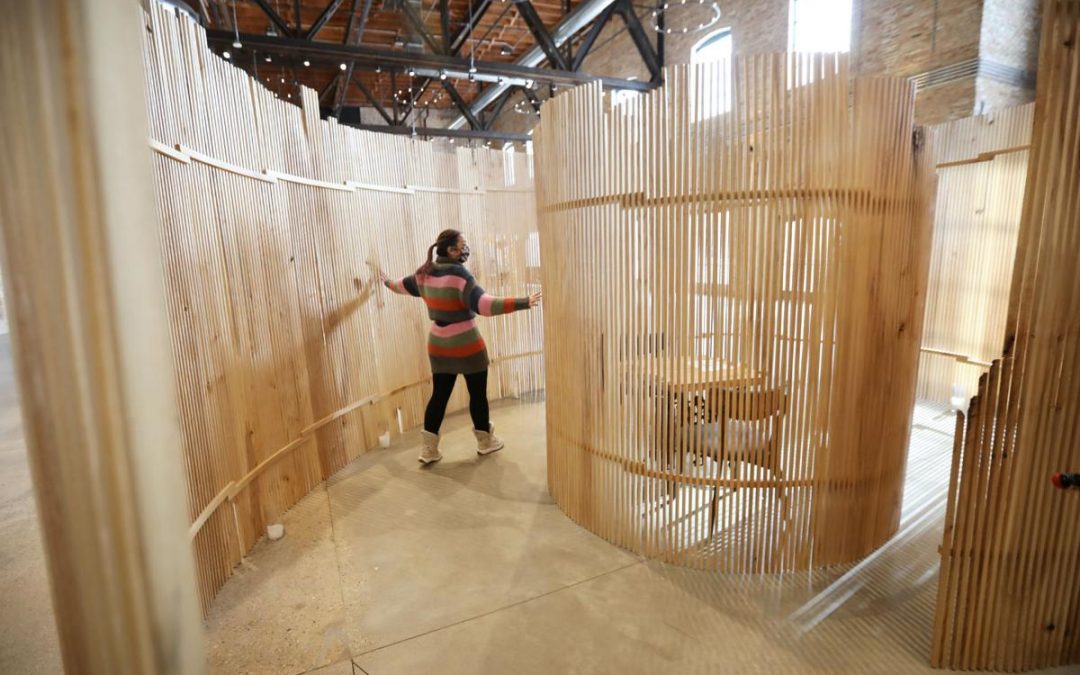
458, 244, 471, 263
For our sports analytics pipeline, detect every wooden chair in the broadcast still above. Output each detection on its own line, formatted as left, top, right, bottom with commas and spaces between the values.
703, 385, 789, 536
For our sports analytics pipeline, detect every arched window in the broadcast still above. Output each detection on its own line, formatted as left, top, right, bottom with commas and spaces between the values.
692, 28, 732, 64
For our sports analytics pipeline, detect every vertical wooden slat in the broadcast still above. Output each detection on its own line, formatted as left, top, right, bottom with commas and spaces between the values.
0, 1, 205, 672
931, 1, 1080, 670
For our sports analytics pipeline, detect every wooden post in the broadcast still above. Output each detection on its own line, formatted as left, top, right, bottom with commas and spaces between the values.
0, 1, 206, 673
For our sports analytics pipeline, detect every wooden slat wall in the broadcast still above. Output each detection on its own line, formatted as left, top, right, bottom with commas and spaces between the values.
141, 5, 543, 612
931, 1, 1080, 670
532, 56, 934, 573
916, 104, 1033, 406
928, 1, 1080, 669
0, 1, 206, 671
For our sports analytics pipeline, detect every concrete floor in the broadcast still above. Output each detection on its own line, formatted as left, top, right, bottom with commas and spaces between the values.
0, 335, 64, 674
1, 347, 1076, 674
201, 398, 1077, 675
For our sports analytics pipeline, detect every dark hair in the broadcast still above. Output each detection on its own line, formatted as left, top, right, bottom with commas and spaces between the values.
417, 228, 462, 276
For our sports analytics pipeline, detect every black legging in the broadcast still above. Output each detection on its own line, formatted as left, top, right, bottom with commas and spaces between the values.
424, 370, 489, 434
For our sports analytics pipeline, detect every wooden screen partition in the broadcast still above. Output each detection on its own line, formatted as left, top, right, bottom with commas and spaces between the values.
0, 0, 205, 671
142, 5, 543, 611
932, 0, 1080, 670
917, 104, 1034, 406
533, 56, 935, 573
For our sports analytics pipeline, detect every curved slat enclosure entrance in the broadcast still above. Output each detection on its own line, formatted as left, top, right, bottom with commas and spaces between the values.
533, 57, 935, 573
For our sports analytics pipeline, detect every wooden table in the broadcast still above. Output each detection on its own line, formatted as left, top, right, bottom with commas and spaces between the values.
620, 356, 761, 460
623, 356, 760, 394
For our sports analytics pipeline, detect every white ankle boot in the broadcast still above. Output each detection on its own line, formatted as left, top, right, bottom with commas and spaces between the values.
473, 423, 505, 455
418, 430, 442, 465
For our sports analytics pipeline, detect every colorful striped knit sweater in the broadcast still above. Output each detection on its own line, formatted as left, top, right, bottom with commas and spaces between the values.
385, 256, 531, 374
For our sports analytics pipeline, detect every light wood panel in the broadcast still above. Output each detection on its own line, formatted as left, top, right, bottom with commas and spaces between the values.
532, 56, 935, 572
0, 0, 205, 672
141, 4, 543, 612
916, 103, 1033, 406
931, 0, 1080, 670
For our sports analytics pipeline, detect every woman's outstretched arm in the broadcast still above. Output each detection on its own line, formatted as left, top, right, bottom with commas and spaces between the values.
371, 265, 420, 297
384, 274, 420, 297
461, 272, 541, 316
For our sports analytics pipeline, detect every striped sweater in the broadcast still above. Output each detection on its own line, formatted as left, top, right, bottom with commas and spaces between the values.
385, 256, 531, 374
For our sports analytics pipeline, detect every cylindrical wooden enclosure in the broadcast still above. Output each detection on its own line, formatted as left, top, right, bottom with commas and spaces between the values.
141, 6, 543, 610
533, 57, 935, 572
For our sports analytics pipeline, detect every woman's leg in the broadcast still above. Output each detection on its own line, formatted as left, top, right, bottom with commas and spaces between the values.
463, 369, 490, 431
424, 373, 457, 434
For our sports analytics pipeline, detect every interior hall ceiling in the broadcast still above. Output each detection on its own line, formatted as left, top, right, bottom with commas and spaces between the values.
191, 0, 659, 130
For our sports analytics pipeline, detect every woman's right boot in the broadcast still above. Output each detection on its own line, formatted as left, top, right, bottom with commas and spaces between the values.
418, 430, 442, 465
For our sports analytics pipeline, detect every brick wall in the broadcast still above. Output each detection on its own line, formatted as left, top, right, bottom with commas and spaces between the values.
975, 0, 1040, 114
854, 0, 983, 77
486, 0, 1040, 132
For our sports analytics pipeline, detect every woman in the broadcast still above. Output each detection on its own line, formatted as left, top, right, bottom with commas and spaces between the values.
379, 229, 541, 465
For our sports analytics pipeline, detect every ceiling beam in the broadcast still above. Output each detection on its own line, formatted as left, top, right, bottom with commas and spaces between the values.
343, 123, 531, 142
400, 1, 443, 54
441, 80, 482, 129
332, 0, 376, 117
251, 0, 295, 38
205, 29, 655, 92
403, 0, 494, 121
483, 88, 516, 130
448, 0, 624, 129
522, 86, 541, 112
449, 0, 494, 54
514, 0, 569, 70
616, 0, 661, 83
440, 0, 451, 53
352, 74, 394, 124
305, 0, 344, 40
570, 2, 617, 71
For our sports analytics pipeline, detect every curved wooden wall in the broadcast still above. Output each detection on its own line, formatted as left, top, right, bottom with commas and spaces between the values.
533, 57, 935, 573
142, 5, 543, 611
916, 104, 1033, 406
932, 0, 1080, 670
